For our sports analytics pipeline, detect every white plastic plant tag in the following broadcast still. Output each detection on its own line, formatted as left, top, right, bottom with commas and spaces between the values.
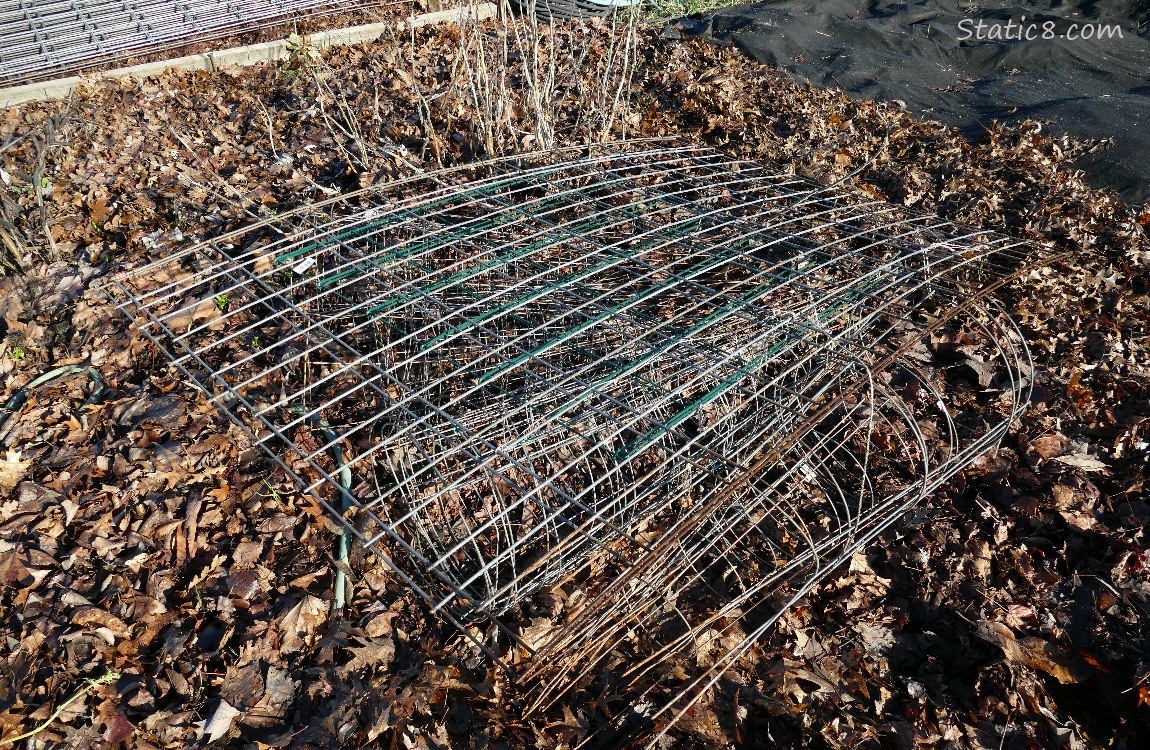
292, 257, 317, 275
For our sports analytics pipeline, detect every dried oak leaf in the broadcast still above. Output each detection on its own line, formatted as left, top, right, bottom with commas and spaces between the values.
1053, 453, 1109, 473
257, 514, 297, 534
975, 620, 1095, 684
519, 617, 555, 652
338, 637, 396, 677
97, 698, 134, 746
162, 298, 220, 334
198, 699, 241, 743
1029, 435, 1065, 459
1067, 371, 1094, 409
0, 552, 34, 587
0, 451, 32, 496
88, 197, 111, 225
278, 595, 327, 654
548, 705, 590, 745
261, 665, 295, 709
364, 610, 399, 638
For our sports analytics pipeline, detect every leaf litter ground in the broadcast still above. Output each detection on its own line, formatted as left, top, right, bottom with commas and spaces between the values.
0, 18, 1148, 750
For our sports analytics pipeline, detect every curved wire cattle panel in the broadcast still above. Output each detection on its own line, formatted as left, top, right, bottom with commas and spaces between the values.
0, 0, 390, 86
109, 143, 1039, 744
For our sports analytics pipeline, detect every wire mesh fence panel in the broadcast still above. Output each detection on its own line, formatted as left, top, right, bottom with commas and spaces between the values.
0, 0, 392, 85
109, 143, 1040, 744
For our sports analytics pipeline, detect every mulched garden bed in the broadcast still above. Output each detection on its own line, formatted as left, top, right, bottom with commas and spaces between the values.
0, 18, 1147, 749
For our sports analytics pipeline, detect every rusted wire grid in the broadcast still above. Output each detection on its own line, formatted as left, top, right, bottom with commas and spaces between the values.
132, 196, 1007, 611
526, 294, 1033, 745
116, 142, 1030, 621
109, 144, 1041, 740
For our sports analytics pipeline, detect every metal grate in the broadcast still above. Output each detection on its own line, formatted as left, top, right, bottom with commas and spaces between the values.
110, 144, 1037, 741
0, 0, 386, 86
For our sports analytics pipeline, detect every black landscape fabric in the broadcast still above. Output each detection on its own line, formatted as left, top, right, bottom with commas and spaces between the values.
701, 0, 1150, 205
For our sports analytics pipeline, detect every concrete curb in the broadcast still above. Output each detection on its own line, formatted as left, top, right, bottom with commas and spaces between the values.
0, 3, 496, 109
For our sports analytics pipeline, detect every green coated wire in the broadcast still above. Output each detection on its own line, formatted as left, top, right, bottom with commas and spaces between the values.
287, 406, 354, 613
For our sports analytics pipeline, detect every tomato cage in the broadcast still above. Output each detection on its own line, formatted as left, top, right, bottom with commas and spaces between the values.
109, 143, 1038, 744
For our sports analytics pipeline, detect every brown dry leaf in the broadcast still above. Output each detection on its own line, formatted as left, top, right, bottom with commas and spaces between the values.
1030, 435, 1064, 459
257, 514, 297, 533
227, 569, 259, 600
694, 627, 722, 668
229, 535, 263, 564
278, 595, 326, 653
88, 197, 111, 224
54, 689, 90, 725
188, 433, 232, 453
548, 705, 590, 744
339, 637, 396, 676
1005, 604, 1037, 630
97, 698, 134, 746
262, 665, 295, 708
364, 610, 398, 638
781, 658, 839, 702
0, 451, 32, 496
1066, 371, 1094, 408
975, 620, 1095, 684
199, 699, 241, 743
970, 540, 992, 580
1051, 483, 1080, 510
206, 484, 230, 504
1053, 454, 1109, 473
518, 617, 555, 654
0, 552, 33, 588
72, 606, 131, 639
164, 297, 221, 332
1061, 508, 1097, 531
245, 664, 294, 729
854, 621, 895, 653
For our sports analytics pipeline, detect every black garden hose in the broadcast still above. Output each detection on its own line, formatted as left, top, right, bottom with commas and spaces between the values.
0, 364, 108, 447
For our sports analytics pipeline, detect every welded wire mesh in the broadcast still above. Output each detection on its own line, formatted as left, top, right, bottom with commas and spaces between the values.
0, 0, 389, 86
110, 143, 1038, 742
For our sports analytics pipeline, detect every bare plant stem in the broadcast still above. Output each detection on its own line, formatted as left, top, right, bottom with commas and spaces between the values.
0, 672, 120, 746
